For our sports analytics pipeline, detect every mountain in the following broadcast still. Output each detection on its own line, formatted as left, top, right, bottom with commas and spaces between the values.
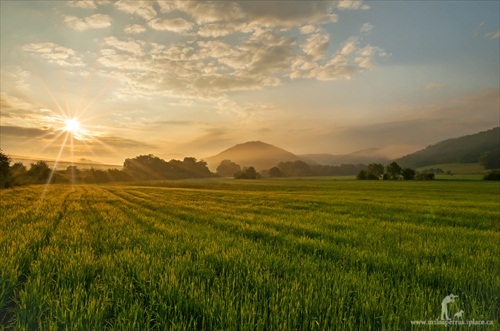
395, 127, 499, 168
205, 141, 307, 171
300, 148, 390, 166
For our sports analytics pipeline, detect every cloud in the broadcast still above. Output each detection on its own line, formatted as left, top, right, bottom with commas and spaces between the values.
103, 36, 144, 56
114, 1, 156, 21
239, 1, 337, 26
22, 42, 85, 67
148, 17, 194, 33
64, 14, 111, 31
485, 30, 500, 39
299, 25, 319, 35
0, 125, 55, 139
337, 0, 370, 10
301, 33, 330, 60
84, 0, 386, 114
360, 23, 374, 34
66, 1, 96, 9
124, 24, 146, 34
173, 2, 245, 25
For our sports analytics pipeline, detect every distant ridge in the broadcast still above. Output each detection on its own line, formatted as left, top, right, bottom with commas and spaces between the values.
395, 127, 499, 168
205, 141, 307, 171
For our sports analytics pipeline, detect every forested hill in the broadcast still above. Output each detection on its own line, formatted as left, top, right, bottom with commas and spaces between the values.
395, 127, 499, 168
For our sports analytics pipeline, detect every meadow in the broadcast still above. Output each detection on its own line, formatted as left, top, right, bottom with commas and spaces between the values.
0, 179, 499, 330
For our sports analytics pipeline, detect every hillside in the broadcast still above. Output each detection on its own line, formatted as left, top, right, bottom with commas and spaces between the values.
205, 141, 306, 171
301, 148, 390, 166
395, 127, 499, 168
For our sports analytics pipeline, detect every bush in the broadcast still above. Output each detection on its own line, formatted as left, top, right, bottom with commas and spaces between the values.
415, 173, 435, 180
483, 170, 500, 180
234, 166, 260, 179
357, 170, 379, 180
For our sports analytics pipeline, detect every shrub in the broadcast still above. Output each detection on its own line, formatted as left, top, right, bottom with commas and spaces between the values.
483, 170, 500, 180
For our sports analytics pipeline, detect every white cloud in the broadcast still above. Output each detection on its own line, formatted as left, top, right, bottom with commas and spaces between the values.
301, 33, 330, 60
114, 1, 156, 21
66, 1, 96, 9
148, 17, 194, 33
337, 0, 370, 10
103, 37, 145, 56
64, 14, 111, 31
22, 42, 85, 67
356, 57, 373, 69
339, 39, 358, 56
124, 24, 146, 34
299, 25, 319, 35
86, 0, 385, 106
197, 22, 241, 38
174, 2, 245, 25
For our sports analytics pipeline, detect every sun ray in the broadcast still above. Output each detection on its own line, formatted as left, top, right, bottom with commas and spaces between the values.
39, 131, 70, 203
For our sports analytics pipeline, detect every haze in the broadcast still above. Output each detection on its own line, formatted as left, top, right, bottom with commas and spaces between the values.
1, 1, 499, 165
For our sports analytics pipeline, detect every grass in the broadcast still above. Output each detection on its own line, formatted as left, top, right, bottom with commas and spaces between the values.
0, 179, 499, 330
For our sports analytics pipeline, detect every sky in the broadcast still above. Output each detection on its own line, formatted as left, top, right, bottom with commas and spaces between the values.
1, 1, 499, 165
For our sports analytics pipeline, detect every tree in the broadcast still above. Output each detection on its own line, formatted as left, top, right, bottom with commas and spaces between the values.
234, 166, 259, 179
0, 149, 12, 188
415, 173, 435, 180
216, 160, 241, 177
366, 163, 384, 179
278, 160, 313, 177
269, 166, 283, 177
483, 170, 500, 180
401, 168, 416, 180
27, 161, 51, 183
123, 154, 168, 180
479, 148, 500, 169
386, 162, 402, 180
356, 169, 379, 180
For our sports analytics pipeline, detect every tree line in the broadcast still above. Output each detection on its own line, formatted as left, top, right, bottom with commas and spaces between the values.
1, 148, 499, 188
356, 162, 431, 180
0, 151, 216, 188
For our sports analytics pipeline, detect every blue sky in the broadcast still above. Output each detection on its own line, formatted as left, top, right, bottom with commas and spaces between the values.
1, 1, 498, 165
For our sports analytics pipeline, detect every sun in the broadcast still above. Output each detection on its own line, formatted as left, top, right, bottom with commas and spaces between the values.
64, 118, 80, 133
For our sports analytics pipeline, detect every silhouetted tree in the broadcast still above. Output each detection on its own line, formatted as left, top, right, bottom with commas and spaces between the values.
216, 159, 241, 177
235, 166, 259, 179
124, 154, 168, 180
269, 166, 283, 177
401, 168, 416, 180
356, 169, 379, 180
415, 173, 435, 180
278, 160, 313, 177
0, 149, 12, 188
479, 148, 500, 169
367, 163, 384, 179
27, 161, 51, 183
483, 170, 500, 180
386, 162, 402, 180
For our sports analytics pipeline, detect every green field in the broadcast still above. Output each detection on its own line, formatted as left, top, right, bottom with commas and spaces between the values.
1, 179, 499, 330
